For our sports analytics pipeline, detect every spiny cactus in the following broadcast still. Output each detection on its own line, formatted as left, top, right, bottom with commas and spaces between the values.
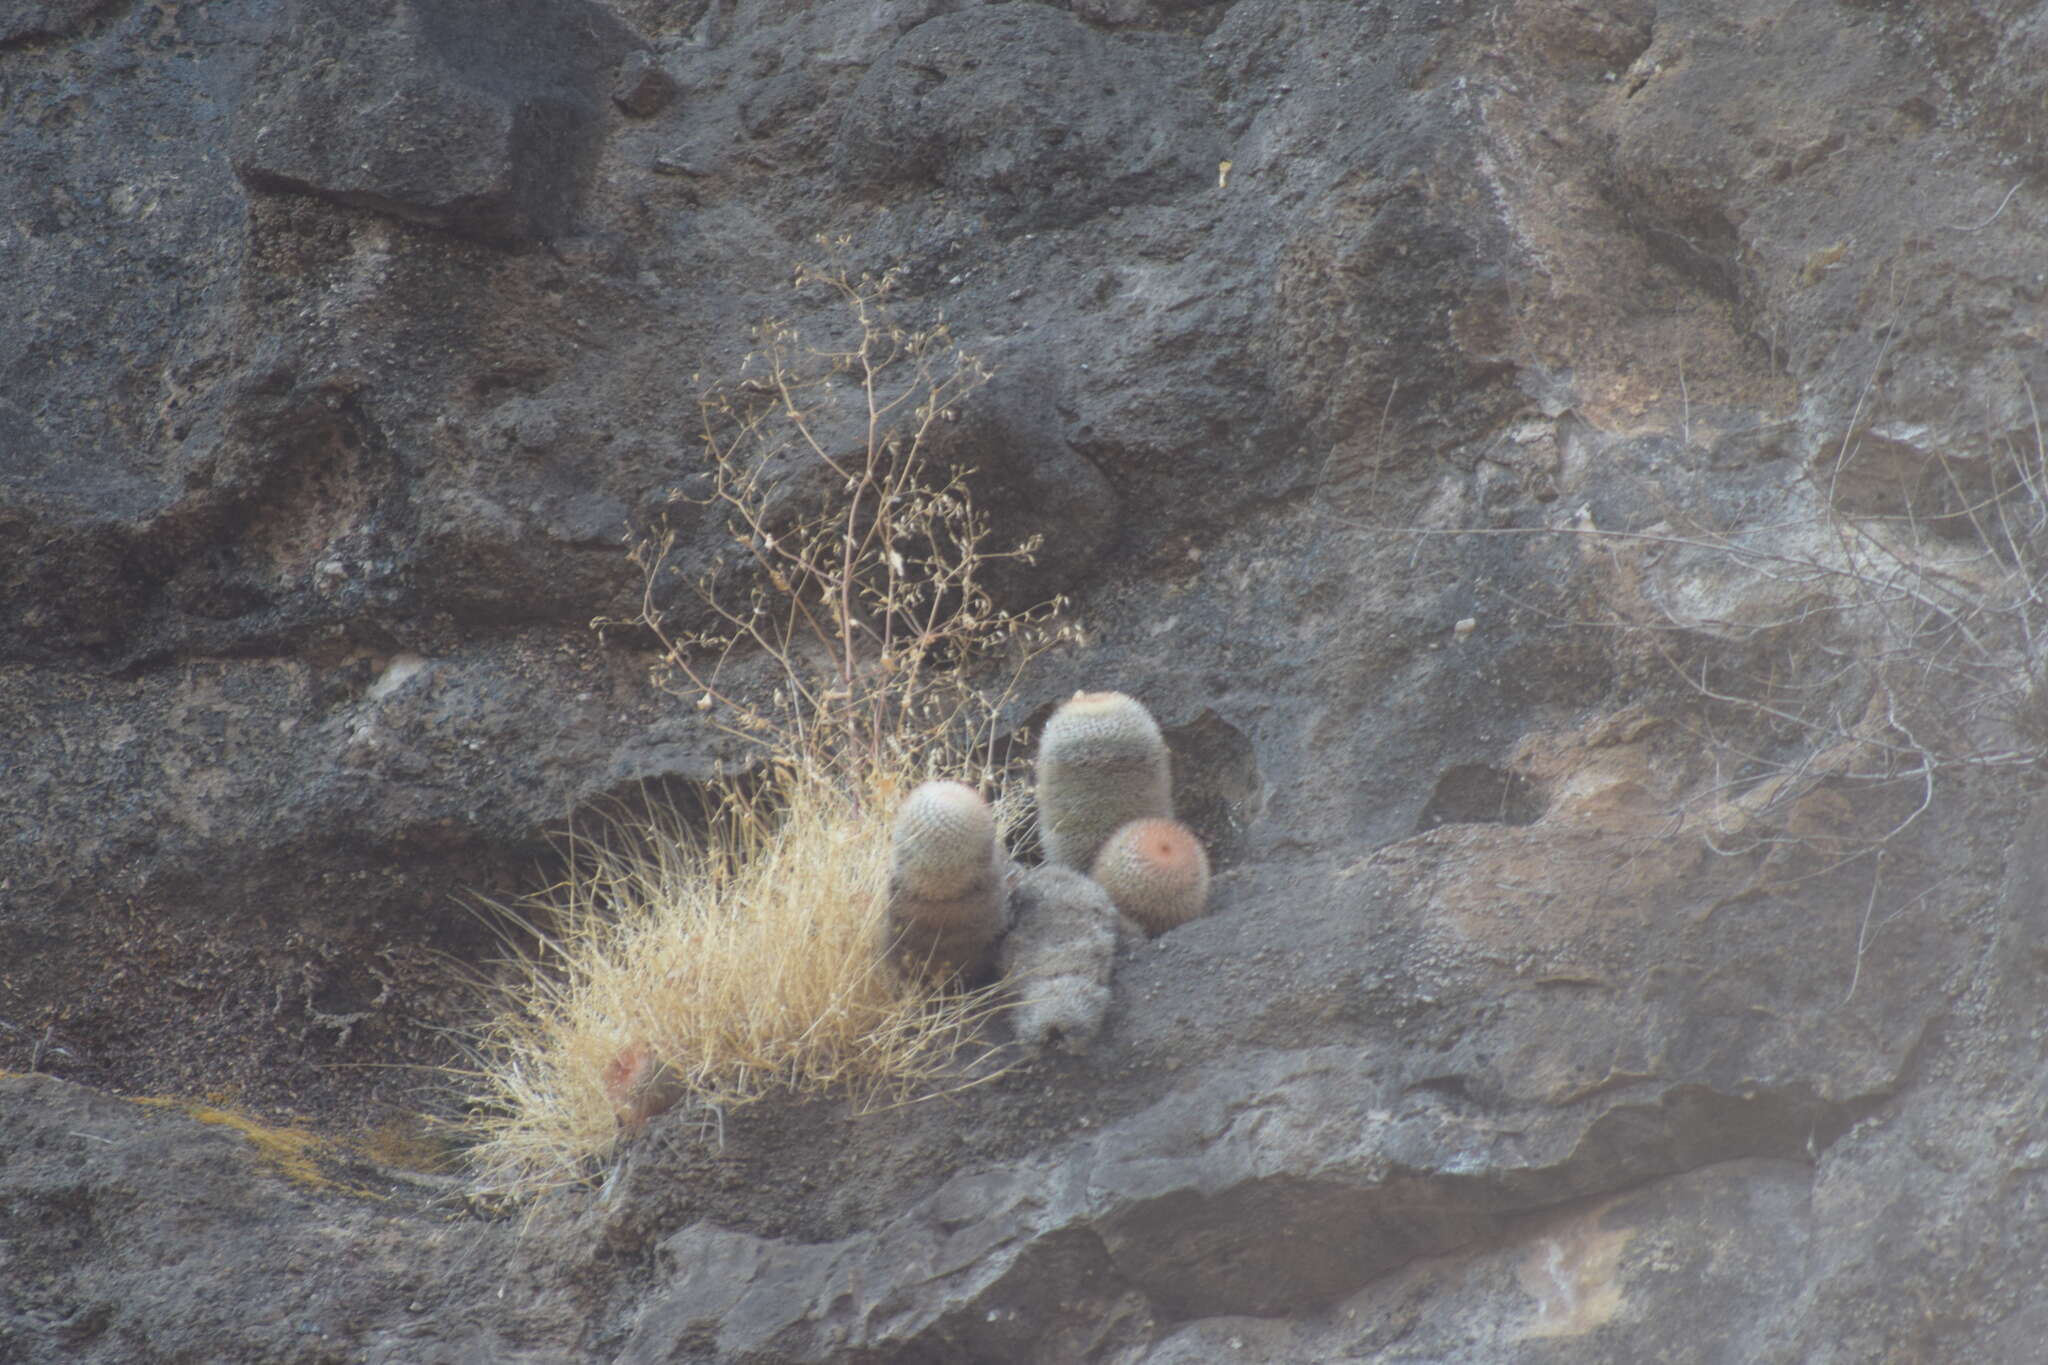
884, 780, 1010, 982
1090, 816, 1210, 936
1035, 690, 1173, 871
602, 1039, 686, 1134
1000, 864, 1119, 1052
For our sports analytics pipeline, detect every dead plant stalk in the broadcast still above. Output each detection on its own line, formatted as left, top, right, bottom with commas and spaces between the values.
461, 253, 1067, 1198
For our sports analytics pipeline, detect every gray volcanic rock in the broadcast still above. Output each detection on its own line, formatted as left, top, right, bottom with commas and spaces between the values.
1139, 1157, 1820, 1361
838, 4, 1222, 228
0, 0, 116, 45
8, 0, 2048, 1360
232, 0, 644, 245
0, 1073, 567, 1363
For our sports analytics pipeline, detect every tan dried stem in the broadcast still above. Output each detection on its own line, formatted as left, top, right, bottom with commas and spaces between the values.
462, 248, 1074, 1198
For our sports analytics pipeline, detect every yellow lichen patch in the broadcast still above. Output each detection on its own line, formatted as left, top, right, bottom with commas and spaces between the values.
130, 1097, 384, 1200
1514, 1207, 1634, 1339
359, 1114, 459, 1175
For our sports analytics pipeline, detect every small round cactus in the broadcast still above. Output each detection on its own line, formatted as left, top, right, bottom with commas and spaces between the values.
1089, 817, 1210, 936
884, 780, 1009, 981
1035, 690, 1173, 871
602, 1039, 686, 1133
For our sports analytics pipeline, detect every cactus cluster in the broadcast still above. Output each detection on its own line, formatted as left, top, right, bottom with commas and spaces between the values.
1035, 690, 1208, 935
609, 692, 1216, 1132
877, 688, 1212, 1053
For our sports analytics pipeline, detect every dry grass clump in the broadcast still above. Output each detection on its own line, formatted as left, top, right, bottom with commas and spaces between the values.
457, 247, 1066, 1198
461, 763, 1004, 1197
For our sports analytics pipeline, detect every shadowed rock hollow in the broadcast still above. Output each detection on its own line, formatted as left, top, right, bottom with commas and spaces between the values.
7, 1, 2048, 1361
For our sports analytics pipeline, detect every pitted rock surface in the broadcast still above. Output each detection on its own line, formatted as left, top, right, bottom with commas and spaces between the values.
7, 1, 2048, 1361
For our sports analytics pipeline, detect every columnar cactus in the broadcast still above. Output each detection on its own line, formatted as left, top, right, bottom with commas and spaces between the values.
1035, 690, 1173, 871
1089, 816, 1211, 936
884, 780, 1009, 982
999, 864, 1118, 1051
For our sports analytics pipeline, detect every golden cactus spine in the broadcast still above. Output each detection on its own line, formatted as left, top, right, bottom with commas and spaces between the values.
1035, 690, 1173, 871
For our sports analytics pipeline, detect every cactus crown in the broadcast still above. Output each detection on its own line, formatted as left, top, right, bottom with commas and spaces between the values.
1035, 690, 1173, 870
1041, 690, 1166, 756
891, 780, 998, 898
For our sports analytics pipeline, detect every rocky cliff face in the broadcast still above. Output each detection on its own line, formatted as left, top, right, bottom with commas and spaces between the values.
7, 1, 2048, 1360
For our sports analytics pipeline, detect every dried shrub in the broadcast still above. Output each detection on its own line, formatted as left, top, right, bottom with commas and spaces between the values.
458, 251, 1069, 1197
